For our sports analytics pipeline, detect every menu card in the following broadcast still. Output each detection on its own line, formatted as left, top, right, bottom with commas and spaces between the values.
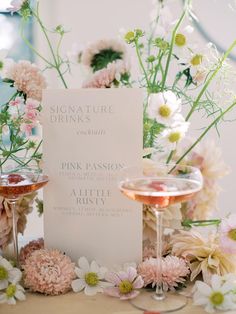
42, 89, 143, 266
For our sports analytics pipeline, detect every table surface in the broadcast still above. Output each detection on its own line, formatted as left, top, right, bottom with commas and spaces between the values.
0, 291, 235, 314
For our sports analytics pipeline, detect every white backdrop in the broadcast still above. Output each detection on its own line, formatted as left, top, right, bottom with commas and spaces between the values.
24, 0, 236, 240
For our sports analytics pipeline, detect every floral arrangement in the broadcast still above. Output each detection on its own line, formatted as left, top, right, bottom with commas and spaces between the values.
1, 0, 236, 312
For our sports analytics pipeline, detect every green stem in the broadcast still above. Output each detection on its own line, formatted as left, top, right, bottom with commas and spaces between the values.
33, 4, 68, 88
173, 100, 236, 168
135, 39, 150, 89
20, 19, 53, 67
182, 219, 221, 228
161, 1, 190, 90
186, 39, 236, 121
166, 149, 175, 164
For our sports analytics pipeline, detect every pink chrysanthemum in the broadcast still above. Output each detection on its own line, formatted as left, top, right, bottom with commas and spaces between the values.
5, 60, 46, 101
19, 238, 44, 267
82, 60, 129, 88
220, 214, 236, 254
23, 249, 75, 295
138, 256, 189, 291
104, 267, 144, 300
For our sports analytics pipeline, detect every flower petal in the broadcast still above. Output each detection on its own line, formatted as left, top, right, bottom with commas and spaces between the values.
120, 290, 140, 300
126, 267, 137, 282
211, 275, 222, 290
78, 257, 90, 272
84, 285, 102, 296
105, 272, 121, 285
75, 267, 85, 279
71, 279, 85, 292
97, 266, 107, 279
15, 290, 26, 301
132, 275, 144, 289
0, 280, 8, 290
104, 287, 120, 298
195, 281, 212, 296
90, 261, 100, 273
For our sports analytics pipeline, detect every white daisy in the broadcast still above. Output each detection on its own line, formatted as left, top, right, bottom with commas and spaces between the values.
159, 117, 190, 150
193, 275, 236, 313
174, 25, 194, 51
0, 49, 14, 79
147, 91, 182, 126
0, 256, 22, 290
0, 283, 25, 305
71, 256, 111, 296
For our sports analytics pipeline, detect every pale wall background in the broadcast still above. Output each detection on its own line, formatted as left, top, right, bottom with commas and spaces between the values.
23, 0, 236, 240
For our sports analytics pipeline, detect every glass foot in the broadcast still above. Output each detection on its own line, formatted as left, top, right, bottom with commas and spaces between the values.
130, 290, 188, 313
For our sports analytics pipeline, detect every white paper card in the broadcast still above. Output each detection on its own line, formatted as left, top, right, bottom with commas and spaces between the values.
42, 89, 143, 266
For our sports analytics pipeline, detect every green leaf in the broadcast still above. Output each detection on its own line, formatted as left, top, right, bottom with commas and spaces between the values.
91, 49, 123, 72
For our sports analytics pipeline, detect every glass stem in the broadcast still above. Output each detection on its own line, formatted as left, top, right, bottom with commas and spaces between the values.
153, 209, 165, 300
8, 199, 19, 267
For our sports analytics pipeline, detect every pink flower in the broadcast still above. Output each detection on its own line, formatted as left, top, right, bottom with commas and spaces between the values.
20, 122, 35, 136
104, 267, 144, 300
7, 0, 24, 14
220, 214, 236, 254
25, 98, 40, 110
138, 256, 189, 291
19, 238, 44, 267
24, 109, 38, 121
23, 249, 76, 295
9, 97, 24, 107
82, 60, 129, 88
4, 60, 46, 101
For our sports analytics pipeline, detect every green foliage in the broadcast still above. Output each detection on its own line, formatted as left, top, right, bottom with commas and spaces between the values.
91, 49, 123, 72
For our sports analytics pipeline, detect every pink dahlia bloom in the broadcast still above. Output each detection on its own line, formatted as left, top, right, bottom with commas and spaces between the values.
5, 60, 46, 101
220, 214, 236, 254
19, 238, 44, 267
23, 249, 76, 295
104, 267, 144, 300
82, 60, 130, 88
138, 256, 189, 291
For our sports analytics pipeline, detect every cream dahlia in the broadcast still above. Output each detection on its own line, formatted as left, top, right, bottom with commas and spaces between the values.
171, 230, 236, 283
23, 249, 75, 295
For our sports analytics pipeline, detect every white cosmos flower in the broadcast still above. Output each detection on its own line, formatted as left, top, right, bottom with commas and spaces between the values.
159, 117, 190, 150
147, 91, 182, 126
71, 256, 111, 296
193, 274, 236, 313
0, 256, 22, 290
0, 283, 25, 305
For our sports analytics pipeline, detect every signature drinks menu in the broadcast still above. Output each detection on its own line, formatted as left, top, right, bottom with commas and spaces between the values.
42, 89, 143, 266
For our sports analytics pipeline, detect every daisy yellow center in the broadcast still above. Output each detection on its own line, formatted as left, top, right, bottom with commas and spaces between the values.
228, 228, 236, 241
0, 61, 3, 70
210, 292, 224, 306
84, 272, 99, 286
168, 132, 181, 143
6, 284, 16, 298
0, 266, 8, 280
175, 33, 186, 47
119, 280, 133, 294
159, 105, 171, 118
191, 54, 203, 66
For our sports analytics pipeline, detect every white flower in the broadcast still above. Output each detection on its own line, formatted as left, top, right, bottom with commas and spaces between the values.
159, 118, 190, 150
147, 91, 182, 126
174, 25, 194, 51
7, 0, 24, 14
71, 256, 111, 296
0, 50, 14, 79
193, 275, 236, 313
0, 283, 25, 305
0, 256, 22, 290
